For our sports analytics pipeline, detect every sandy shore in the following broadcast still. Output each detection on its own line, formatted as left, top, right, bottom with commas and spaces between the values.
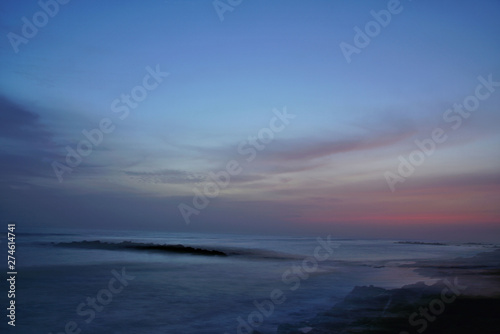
275, 248, 500, 334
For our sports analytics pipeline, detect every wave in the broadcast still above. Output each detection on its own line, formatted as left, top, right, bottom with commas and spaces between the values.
52, 240, 303, 260
53, 240, 227, 256
395, 241, 448, 246
395, 241, 499, 248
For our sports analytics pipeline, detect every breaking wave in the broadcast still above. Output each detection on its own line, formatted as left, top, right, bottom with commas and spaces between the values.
53, 240, 227, 256
52, 240, 302, 260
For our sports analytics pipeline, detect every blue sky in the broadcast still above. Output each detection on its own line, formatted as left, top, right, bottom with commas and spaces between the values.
1, 0, 499, 240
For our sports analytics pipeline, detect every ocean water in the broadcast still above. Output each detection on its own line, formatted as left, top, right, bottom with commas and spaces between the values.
2, 228, 495, 334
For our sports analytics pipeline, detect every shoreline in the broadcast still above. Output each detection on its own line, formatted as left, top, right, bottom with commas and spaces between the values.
276, 248, 500, 334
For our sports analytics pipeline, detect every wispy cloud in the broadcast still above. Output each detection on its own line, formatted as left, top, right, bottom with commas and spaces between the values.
124, 168, 267, 185
0, 95, 52, 143
124, 169, 206, 184
0, 96, 60, 183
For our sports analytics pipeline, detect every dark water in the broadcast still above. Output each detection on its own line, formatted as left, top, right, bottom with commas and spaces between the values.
2, 228, 493, 333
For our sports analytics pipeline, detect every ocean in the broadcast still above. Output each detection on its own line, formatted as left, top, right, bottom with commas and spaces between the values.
3, 228, 495, 334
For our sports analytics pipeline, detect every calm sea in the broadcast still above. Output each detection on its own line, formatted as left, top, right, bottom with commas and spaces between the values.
2, 228, 494, 334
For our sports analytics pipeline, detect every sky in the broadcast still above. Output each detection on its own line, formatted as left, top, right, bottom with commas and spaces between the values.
1, 0, 499, 241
